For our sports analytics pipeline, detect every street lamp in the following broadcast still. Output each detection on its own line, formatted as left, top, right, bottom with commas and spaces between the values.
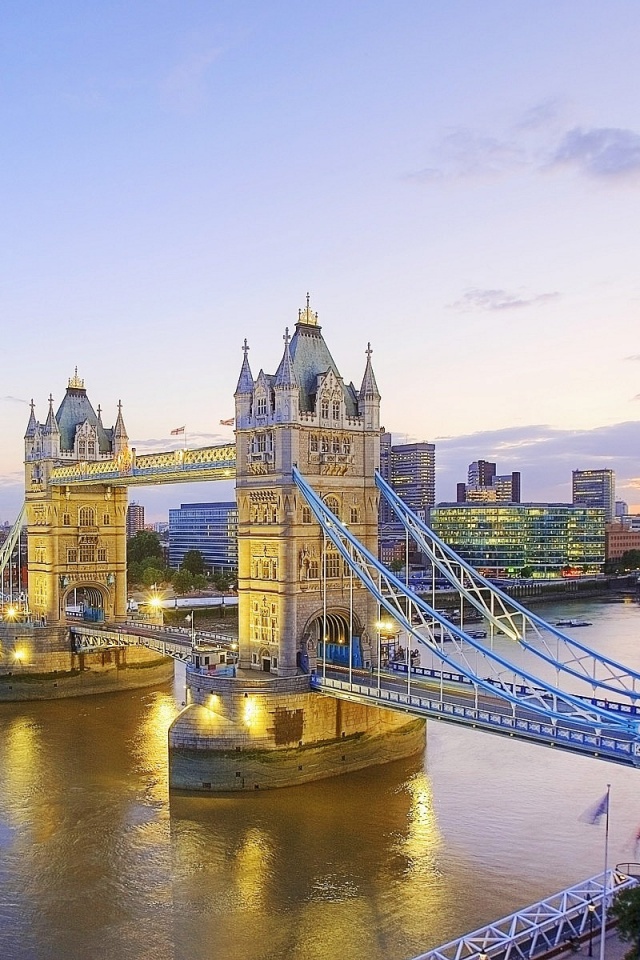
587, 895, 596, 957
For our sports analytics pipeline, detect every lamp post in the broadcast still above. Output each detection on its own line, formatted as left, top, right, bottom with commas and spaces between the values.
587, 895, 596, 957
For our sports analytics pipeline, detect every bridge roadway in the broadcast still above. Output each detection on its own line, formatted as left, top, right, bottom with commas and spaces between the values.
69, 623, 640, 766
70, 621, 237, 663
311, 664, 640, 768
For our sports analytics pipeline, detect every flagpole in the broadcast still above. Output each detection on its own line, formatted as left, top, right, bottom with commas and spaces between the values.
599, 783, 611, 960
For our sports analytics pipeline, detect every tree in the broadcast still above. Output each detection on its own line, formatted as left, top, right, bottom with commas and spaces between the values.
619, 550, 640, 572
181, 550, 205, 576
172, 569, 194, 595
127, 530, 164, 564
610, 885, 640, 960
389, 559, 404, 574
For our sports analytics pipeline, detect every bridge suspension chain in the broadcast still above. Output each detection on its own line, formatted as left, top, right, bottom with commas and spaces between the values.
293, 468, 639, 733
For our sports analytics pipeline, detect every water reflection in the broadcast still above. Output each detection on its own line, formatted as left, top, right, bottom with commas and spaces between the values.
0, 599, 638, 960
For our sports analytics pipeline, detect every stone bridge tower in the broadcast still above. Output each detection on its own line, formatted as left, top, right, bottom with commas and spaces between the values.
234, 297, 382, 676
23, 372, 129, 624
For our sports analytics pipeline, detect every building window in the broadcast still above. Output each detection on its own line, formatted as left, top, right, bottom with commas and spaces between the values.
256, 396, 267, 416
62, 513, 70, 526
310, 435, 318, 452
308, 559, 319, 579
332, 437, 340, 453
103, 514, 110, 525
78, 441, 86, 457
350, 506, 359, 524
97, 548, 107, 562
88, 441, 95, 457
79, 545, 95, 563
67, 549, 77, 563
332, 400, 340, 420
342, 439, 350, 455
79, 507, 95, 527
325, 550, 341, 579
320, 399, 329, 419
302, 505, 312, 524
321, 436, 330, 453
324, 496, 340, 519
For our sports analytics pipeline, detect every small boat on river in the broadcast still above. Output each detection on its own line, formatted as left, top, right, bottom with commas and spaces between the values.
555, 619, 592, 627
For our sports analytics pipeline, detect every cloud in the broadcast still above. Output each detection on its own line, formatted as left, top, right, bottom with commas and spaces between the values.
625, 355, 640, 362
429, 421, 640, 505
1, 396, 28, 405
407, 128, 525, 181
549, 126, 640, 179
450, 288, 559, 312
633, 394, 640, 402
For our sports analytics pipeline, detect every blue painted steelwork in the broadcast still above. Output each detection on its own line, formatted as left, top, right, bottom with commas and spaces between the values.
0, 503, 25, 586
376, 471, 640, 702
292, 467, 640, 748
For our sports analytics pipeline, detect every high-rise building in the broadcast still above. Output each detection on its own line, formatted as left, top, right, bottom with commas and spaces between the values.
572, 469, 615, 522
458, 459, 521, 503
431, 502, 605, 578
379, 434, 436, 566
389, 442, 435, 521
169, 501, 238, 572
615, 500, 628, 518
126, 502, 145, 539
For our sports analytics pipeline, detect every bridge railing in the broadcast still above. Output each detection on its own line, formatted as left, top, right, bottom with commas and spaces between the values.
411, 869, 637, 960
310, 675, 640, 767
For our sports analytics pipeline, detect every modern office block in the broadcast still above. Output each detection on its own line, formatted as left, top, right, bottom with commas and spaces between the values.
126, 502, 145, 540
168, 501, 238, 572
572, 469, 615, 522
430, 503, 605, 578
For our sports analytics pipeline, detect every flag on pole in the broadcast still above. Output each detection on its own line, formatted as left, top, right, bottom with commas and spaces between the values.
219, 418, 234, 426
579, 792, 610, 825
170, 426, 185, 435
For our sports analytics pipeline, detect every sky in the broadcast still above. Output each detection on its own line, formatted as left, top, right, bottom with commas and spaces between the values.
1, 1, 640, 523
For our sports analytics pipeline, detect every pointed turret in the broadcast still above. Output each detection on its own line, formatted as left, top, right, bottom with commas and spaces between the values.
358, 343, 381, 432
113, 400, 128, 456
24, 399, 37, 439
235, 339, 254, 395
235, 339, 255, 428
275, 327, 299, 423
359, 342, 381, 402
42, 394, 61, 458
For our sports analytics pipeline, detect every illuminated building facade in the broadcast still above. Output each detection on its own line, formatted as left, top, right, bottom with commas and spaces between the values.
430, 503, 605, 578
572, 469, 615, 522
168, 501, 237, 572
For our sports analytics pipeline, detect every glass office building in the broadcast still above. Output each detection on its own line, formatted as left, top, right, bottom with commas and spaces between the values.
430, 503, 605, 578
168, 501, 238, 572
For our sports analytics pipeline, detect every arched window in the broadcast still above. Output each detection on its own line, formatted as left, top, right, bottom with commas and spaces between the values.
79, 507, 95, 527
324, 496, 340, 520
302, 505, 312, 524
320, 399, 329, 419
332, 400, 340, 420
350, 506, 359, 524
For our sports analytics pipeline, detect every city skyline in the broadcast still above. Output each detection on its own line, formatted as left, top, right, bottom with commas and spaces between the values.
2, 2, 640, 520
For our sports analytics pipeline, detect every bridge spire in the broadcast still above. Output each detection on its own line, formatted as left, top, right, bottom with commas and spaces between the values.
275, 326, 298, 390
24, 399, 37, 439
359, 342, 380, 401
235, 339, 254, 396
298, 292, 318, 326
113, 399, 128, 454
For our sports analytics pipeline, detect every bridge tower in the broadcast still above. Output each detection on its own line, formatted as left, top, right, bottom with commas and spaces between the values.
234, 297, 381, 676
169, 299, 426, 791
23, 372, 129, 624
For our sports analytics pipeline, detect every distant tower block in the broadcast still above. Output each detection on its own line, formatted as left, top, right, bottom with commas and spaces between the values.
234, 299, 382, 677
24, 372, 129, 624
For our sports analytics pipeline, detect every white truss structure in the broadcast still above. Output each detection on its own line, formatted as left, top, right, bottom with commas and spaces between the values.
411, 870, 637, 960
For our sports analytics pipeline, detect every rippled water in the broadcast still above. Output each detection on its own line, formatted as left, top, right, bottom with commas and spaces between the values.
0, 598, 639, 960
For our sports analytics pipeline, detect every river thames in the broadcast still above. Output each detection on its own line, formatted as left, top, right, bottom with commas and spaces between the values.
0, 597, 638, 960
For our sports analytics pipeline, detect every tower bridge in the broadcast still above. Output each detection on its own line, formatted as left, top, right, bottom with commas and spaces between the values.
1, 297, 639, 790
